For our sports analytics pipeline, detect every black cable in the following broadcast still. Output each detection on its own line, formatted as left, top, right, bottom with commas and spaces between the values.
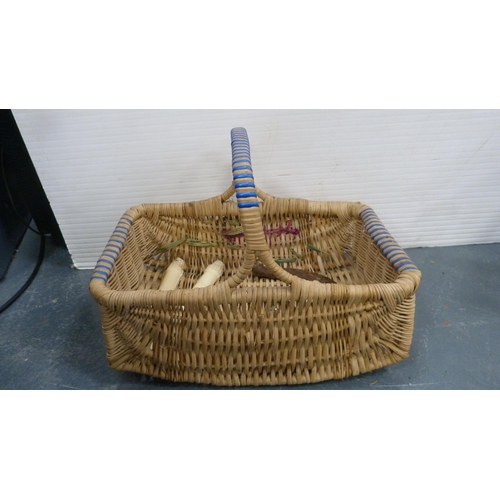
0, 145, 48, 313
0, 231, 45, 314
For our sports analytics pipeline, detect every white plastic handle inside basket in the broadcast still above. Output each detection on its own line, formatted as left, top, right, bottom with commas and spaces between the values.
221, 128, 294, 288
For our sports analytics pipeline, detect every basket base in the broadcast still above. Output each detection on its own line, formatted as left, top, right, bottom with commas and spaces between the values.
107, 349, 409, 387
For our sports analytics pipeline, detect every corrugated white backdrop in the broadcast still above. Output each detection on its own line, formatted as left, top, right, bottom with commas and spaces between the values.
12, 109, 500, 269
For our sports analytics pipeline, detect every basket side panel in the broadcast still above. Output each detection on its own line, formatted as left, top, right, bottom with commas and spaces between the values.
106, 223, 148, 292
99, 288, 417, 386
351, 220, 400, 284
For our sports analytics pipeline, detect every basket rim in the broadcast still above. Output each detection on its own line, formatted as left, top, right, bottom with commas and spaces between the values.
89, 193, 421, 311
90, 272, 421, 310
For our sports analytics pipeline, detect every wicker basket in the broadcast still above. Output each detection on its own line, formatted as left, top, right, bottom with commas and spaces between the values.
89, 127, 421, 386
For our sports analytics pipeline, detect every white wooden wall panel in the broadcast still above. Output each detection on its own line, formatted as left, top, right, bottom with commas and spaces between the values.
12, 109, 500, 269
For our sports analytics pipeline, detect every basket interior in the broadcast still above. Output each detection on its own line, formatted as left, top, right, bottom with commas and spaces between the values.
105, 201, 399, 292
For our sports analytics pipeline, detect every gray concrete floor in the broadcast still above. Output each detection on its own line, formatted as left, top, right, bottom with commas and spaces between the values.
1, 227, 499, 390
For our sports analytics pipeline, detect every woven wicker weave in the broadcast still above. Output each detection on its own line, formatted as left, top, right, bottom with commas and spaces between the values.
89, 128, 421, 386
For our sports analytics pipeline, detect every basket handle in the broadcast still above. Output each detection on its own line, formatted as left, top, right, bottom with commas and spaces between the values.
225, 128, 294, 286
230, 128, 268, 251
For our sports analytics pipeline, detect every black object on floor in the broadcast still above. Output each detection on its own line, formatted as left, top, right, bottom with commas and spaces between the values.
0, 229, 499, 390
0, 110, 65, 247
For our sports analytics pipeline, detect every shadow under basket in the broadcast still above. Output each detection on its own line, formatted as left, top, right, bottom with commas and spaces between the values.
89, 128, 421, 386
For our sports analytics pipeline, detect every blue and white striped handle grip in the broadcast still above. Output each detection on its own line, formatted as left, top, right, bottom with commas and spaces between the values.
231, 128, 260, 209
360, 207, 419, 272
